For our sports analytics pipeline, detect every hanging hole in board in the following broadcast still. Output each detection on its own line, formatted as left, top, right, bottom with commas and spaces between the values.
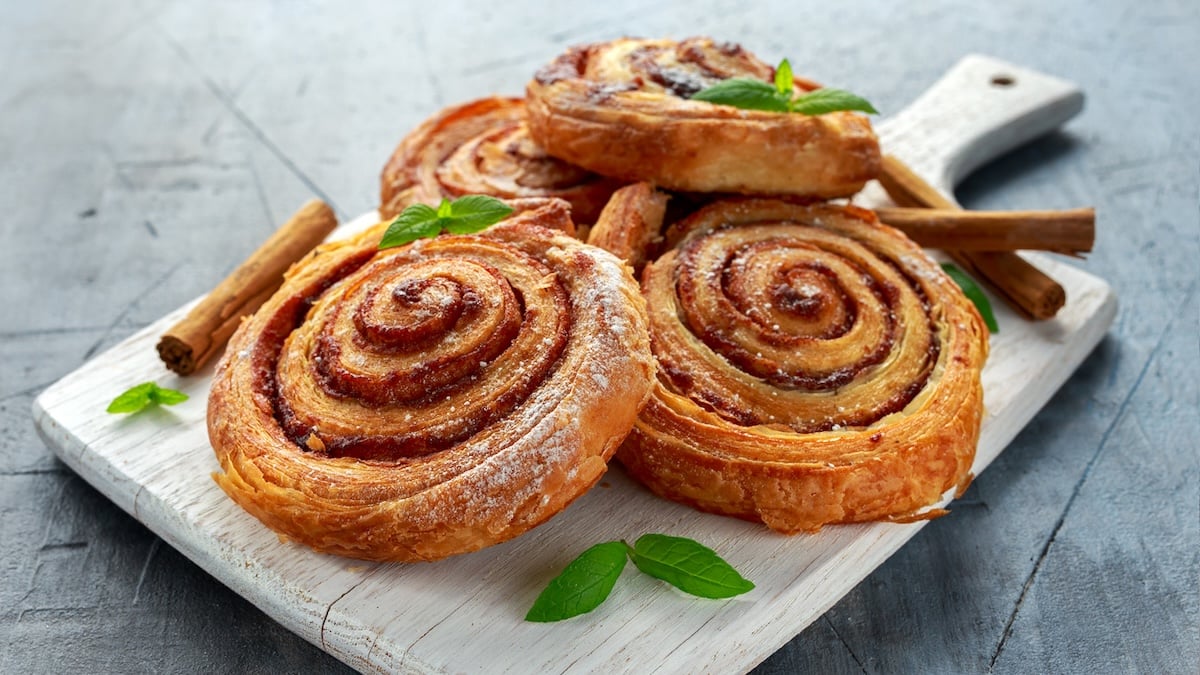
991, 74, 1016, 87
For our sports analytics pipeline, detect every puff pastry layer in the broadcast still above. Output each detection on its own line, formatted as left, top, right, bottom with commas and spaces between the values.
208, 202, 654, 561
525, 37, 880, 197
381, 97, 621, 226
614, 198, 988, 533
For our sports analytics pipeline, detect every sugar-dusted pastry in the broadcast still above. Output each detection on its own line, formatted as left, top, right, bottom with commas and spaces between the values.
380, 97, 622, 226
208, 200, 655, 562
525, 37, 880, 198
609, 196, 988, 533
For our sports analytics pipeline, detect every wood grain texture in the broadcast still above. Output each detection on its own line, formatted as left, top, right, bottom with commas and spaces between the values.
4, 1, 1198, 673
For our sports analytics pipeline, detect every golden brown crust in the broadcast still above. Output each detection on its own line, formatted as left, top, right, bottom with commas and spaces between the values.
207, 203, 655, 561
616, 199, 988, 533
525, 37, 880, 197
380, 97, 623, 225
585, 182, 668, 275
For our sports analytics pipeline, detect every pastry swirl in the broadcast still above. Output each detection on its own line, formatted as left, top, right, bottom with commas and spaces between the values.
208, 202, 655, 561
525, 37, 880, 197
380, 97, 621, 225
615, 198, 988, 533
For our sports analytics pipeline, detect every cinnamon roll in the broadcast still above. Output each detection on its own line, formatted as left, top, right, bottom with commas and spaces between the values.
613, 198, 988, 533
208, 201, 655, 561
525, 37, 880, 198
380, 97, 622, 226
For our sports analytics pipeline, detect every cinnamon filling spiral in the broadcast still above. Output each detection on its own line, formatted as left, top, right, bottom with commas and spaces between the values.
537, 37, 788, 99
209, 208, 657, 561
615, 198, 988, 532
269, 239, 569, 460
380, 97, 619, 224
525, 38, 880, 198
655, 218, 938, 431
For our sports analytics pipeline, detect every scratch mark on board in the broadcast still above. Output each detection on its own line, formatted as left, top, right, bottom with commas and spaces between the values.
320, 577, 370, 650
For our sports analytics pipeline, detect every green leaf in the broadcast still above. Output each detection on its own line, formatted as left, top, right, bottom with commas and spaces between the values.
149, 387, 189, 405
941, 263, 1000, 333
525, 541, 628, 622
693, 59, 876, 117
774, 58, 794, 96
628, 534, 755, 599
379, 203, 441, 249
107, 382, 188, 414
106, 382, 155, 414
443, 195, 514, 234
691, 78, 790, 112
378, 196, 514, 250
788, 88, 879, 116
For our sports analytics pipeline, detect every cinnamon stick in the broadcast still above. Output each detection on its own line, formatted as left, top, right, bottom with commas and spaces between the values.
874, 207, 1094, 254
877, 155, 1066, 320
157, 199, 338, 375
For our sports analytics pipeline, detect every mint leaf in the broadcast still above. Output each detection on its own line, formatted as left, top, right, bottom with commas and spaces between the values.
149, 387, 189, 405
525, 541, 628, 622
691, 78, 789, 112
107, 383, 156, 414
942, 263, 999, 333
444, 195, 515, 234
628, 534, 755, 599
379, 196, 513, 250
107, 382, 188, 414
379, 203, 440, 249
774, 58, 794, 97
788, 88, 879, 116
693, 58, 876, 116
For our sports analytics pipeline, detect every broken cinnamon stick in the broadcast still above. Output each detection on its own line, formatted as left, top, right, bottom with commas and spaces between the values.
874, 206, 1094, 254
878, 155, 1067, 320
157, 199, 338, 375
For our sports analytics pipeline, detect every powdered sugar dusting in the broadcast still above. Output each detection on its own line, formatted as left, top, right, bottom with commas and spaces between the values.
379, 235, 649, 535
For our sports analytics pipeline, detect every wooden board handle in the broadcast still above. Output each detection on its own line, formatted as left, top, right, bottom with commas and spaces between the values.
874, 54, 1084, 200
859, 55, 1086, 320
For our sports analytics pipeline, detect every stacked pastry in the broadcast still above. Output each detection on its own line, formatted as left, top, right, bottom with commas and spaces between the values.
208, 37, 987, 561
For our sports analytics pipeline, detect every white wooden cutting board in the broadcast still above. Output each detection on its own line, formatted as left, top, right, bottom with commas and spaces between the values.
33, 55, 1115, 674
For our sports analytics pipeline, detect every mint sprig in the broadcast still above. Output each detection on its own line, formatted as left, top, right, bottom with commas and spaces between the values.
378, 195, 514, 250
525, 533, 754, 622
942, 263, 1000, 333
107, 382, 189, 414
691, 58, 878, 116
